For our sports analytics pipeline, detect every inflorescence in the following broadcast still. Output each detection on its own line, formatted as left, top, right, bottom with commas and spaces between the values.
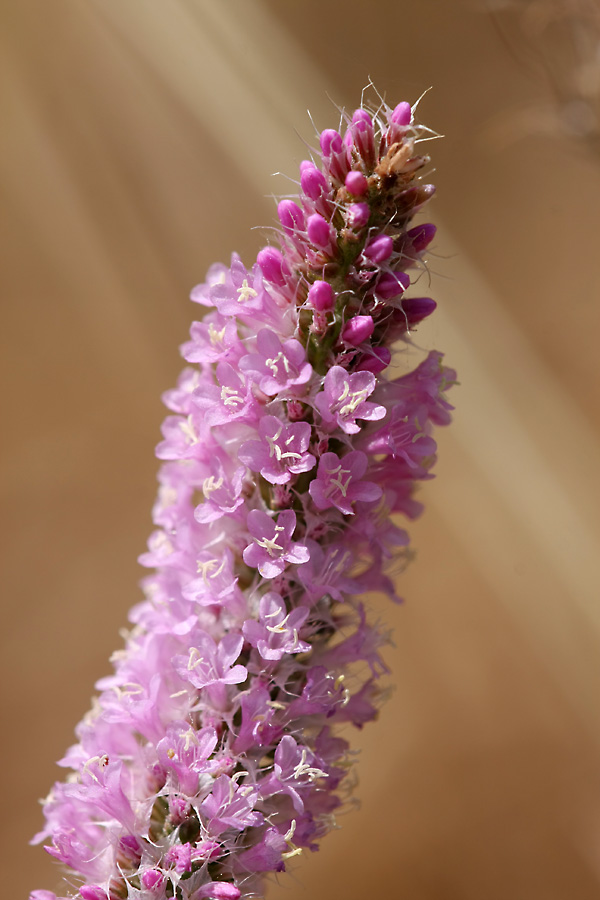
31, 96, 455, 900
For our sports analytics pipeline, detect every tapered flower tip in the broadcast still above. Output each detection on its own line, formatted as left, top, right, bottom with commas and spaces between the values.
345, 170, 369, 196
307, 213, 333, 249
356, 346, 392, 373
300, 161, 329, 200
342, 315, 375, 346
407, 222, 437, 253
195, 884, 241, 900
402, 296, 437, 324
376, 271, 410, 300
308, 280, 335, 311
257, 246, 289, 286
391, 101, 412, 125
352, 108, 373, 126
346, 202, 370, 229
141, 869, 165, 891
79, 888, 108, 900
277, 199, 305, 232
364, 234, 393, 263
320, 128, 343, 156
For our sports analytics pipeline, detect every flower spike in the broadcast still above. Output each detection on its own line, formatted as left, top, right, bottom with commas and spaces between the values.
32, 95, 455, 900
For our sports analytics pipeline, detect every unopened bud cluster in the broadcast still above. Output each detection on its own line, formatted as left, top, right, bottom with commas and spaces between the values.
31, 98, 455, 900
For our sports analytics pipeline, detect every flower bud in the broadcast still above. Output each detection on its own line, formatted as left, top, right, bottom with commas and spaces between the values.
348, 109, 376, 166
307, 214, 335, 251
118, 834, 142, 864
308, 280, 335, 311
169, 794, 191, 823
278, 199, 305, 233
197, 884, 242, 900
402, 296, 437, 324
141, 869, 165, 892
320, 129, 343, 157
257, 247, 289, 286
376, 271, 410, 300
391, 101, 412, 126
356, 346, 392, 373
364, 234, 393, 263
80, 888, 108, 900
300, 161, 329, 200
346, 202, 370, 230
407, 222, 436, 253
342, 315, 375, 345
345, 171, 369, 196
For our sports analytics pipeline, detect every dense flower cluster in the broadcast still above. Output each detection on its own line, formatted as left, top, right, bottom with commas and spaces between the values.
32, 98, 455, 900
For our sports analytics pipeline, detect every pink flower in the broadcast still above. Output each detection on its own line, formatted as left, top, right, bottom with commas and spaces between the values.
238, 416, 315, 484
174, 631, 247, 693
243, 592, 310, 660
309, 450, 382, 515
314, 366, 386, 434
240, 329, 312, 395
243, 509, 310, 578
156, 724, 218, 795
193, 454, 246, 523
200, 775, 263, 835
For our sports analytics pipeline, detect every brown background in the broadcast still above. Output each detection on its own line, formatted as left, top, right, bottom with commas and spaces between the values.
2, 1, 600, 898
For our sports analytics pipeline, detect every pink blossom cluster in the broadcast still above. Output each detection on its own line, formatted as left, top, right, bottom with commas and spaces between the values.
32, 99, 455, 900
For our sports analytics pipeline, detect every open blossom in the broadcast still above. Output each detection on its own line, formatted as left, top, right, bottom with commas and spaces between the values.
32, 96, 455, 900
309, 449, 382, 515
240, 329, 312, 395
314, 366, 386, 434
243, 509, 310, 578
238, 416, 315, 484
243, 592, 311, 660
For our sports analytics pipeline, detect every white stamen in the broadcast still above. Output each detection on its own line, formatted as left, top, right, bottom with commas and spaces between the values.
179, 415, 199, 445
202, 475, 224, 496
256, 536, 284, 556
208, 323, 226, 345
221, 386, 244, 407
237, 278, 257, 303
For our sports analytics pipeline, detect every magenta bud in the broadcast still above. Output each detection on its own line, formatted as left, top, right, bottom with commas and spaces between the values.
376, 271, 410, 299
307, 213, 334, 249
407, 222, 436, 253
349, 109, 376, 166
415, 184, 436, 203
391, 101, 412, 126
356, 346, 392, 373
308, 280, 335, 311
119, 835, 142, 862
345, 171, 368, 196
320, 129, 343, 156
79, 888, 108, 900
346, 202, 370, 229
141, 869, 165, 892
352, 108, 373, 127
287, 399, 305, 421
402, 296, 437, 324
300, 161, 329, 200
257, 246, 289, 286
278, 199, 305, 233
364, 234, 393, 263
342, 315, 375, 345
204, 885, 241, 900
169, 794, 190, 823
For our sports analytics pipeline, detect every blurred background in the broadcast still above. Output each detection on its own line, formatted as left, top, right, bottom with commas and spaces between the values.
2, 1, 600, 898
